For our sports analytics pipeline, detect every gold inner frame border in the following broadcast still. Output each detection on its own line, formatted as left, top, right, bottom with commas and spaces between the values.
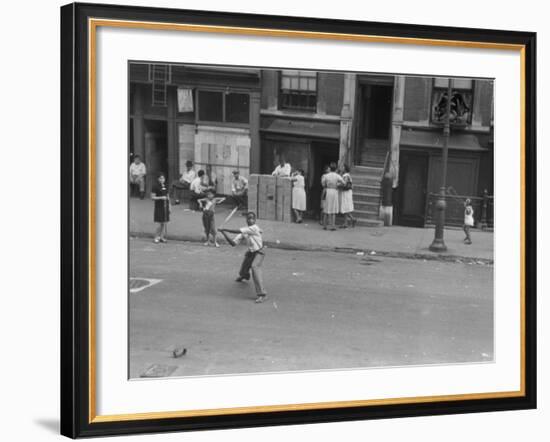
87, 17, 527, 424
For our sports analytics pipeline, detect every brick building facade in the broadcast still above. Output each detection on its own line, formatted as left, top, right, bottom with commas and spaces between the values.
129, 62, 493, 227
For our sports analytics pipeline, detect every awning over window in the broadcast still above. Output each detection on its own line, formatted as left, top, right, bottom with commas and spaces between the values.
260, 117, 340, 140
400, 130, 487, 151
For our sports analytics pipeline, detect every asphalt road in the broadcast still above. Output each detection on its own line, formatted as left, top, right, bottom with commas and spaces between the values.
129, 238, 493, 378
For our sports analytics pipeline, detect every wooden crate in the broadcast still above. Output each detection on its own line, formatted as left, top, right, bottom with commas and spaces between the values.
281, 178, 293, 223
266, 177, 277, 220
248, 175, 293, 222
248, 175, 259, 216
275, 177, 292, 222
276, 178, 284, 221
257, 176, 268, 220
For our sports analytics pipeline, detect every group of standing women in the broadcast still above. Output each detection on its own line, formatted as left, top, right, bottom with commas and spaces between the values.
288, 162, 356, 229
320, 163, 356, 231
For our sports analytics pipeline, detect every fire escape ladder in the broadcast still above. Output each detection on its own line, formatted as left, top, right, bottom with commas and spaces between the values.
151, 64, 169, 107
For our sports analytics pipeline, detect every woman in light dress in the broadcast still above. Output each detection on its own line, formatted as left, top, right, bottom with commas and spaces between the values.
291, 169, 306, 223
321, 162, 344, 231
339, 164, 356, 228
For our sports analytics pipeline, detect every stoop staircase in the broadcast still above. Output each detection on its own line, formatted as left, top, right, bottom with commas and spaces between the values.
350, 139, 388, 227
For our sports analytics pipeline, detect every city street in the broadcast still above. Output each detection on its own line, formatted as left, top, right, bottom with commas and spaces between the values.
129, 238, 493, 378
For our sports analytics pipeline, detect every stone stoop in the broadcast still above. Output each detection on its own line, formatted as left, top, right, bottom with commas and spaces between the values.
351, 165, 384, 227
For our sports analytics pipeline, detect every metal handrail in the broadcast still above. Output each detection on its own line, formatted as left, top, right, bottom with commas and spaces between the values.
382, 151, 391, 177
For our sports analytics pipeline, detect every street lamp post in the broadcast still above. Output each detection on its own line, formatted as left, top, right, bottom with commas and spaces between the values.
429, 78, 453, 252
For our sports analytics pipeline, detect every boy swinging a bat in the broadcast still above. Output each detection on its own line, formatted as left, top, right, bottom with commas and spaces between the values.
219, 212, 267, 303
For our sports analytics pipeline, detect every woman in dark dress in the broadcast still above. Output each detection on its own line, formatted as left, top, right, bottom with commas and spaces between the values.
151, 173, 170, 243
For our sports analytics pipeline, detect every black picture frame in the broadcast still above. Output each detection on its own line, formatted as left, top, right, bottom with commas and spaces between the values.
61, 2, 537, 438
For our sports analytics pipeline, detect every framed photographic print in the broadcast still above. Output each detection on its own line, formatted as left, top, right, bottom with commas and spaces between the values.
60, 1, 536, 438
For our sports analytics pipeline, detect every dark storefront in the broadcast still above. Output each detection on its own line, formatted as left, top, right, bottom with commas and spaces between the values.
260, 117, 340, 215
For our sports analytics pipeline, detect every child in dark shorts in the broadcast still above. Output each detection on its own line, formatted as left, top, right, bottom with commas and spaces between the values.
198, 190, 225, 247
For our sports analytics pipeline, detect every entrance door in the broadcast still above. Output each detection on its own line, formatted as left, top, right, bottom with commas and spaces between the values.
310, 141, 339, 216
143, 119, 168, 196
357, 82, 393, 167
397, 152, 428, 227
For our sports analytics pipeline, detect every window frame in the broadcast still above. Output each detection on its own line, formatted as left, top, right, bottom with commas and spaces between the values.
278, 70, 318, 112
196, 87, 251, 127
430, 78, 475, 126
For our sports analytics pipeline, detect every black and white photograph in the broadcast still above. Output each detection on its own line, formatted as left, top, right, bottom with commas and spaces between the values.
2, 0, 544, 439
128, 63, 495, 379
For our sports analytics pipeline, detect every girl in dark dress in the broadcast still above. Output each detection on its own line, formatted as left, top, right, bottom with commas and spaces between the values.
151, 173, 170, 243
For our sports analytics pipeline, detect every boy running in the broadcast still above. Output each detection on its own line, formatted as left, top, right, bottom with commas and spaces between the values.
219, 212, 267, 303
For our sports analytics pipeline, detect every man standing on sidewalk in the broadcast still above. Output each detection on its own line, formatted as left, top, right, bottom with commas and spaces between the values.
271, 157, 291, 177
219, 212, 267, 303
231, 170, 248, 212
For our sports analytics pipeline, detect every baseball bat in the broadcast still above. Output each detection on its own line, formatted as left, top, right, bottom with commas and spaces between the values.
219, 229, 237, 247
220, 205, 239, 228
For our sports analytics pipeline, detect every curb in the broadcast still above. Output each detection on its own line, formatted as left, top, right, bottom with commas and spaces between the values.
130, 231, 493, 265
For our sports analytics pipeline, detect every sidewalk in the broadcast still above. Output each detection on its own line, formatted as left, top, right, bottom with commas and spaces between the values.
129, 199, 494, 263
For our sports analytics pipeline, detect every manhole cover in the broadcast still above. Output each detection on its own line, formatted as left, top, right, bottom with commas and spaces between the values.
129, 278, 161, 293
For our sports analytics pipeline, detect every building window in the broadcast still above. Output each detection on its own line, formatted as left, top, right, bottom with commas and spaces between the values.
198, 90, 223, 122
280, 70, 317, 111
431, 78, 473, 125
225, 93, 250, 123
198, 90, 250, 124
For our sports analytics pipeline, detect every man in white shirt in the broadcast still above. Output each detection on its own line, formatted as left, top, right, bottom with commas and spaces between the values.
272, 157, 291, 177
189, 170, 207, 210
231, 170, 248, 211
129, 155, 147, 199
170, 160, 196, 204
219, 212, 267, 303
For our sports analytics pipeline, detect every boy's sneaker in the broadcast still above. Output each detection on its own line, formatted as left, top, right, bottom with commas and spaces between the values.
153, 238, 160, 244
235, 276, 249, 282
160, 238, 167, 243
255, 295, 267, 303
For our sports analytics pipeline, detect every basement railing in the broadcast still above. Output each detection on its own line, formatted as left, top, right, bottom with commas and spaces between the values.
426, 189, 494, 229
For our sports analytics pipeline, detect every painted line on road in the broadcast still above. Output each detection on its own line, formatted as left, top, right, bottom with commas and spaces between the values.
129, 277, 162, 293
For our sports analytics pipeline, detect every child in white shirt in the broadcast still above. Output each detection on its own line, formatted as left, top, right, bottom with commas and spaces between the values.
463, 198, 474, 245
219, 212, 267, 303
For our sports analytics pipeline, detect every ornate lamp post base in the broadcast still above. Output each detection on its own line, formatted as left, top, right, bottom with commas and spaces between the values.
429, 238, 447, 252
429, 194, 447, 252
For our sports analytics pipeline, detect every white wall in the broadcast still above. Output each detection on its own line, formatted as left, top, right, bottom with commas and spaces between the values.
0, 1, 546, 441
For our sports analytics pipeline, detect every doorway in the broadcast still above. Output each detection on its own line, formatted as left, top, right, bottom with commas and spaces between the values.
397, 152, 429, 227
310, 141, 339, 216
356, 81, 394, 167
143, 119, 168, 196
